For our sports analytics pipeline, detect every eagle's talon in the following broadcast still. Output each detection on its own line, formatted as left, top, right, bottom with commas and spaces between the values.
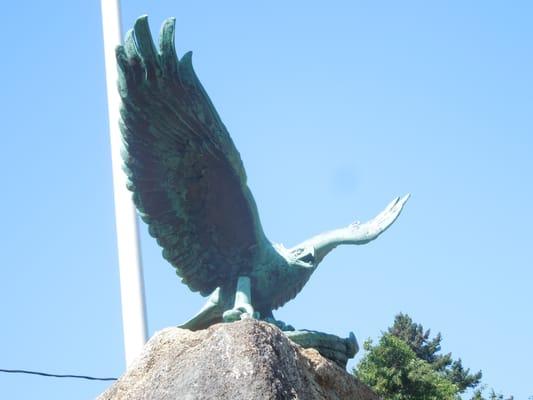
222, 308, 243, 322
222, 304, 255, 323
263, 316, 295, 331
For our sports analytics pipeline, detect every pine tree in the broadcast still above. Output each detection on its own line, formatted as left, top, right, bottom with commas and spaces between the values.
354, 313, 486, 399
355, 334, 457, 400
388, 313, 482, 392
471, 387, 514, 400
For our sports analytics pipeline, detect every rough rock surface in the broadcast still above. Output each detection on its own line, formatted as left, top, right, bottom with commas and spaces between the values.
98, 319, 379, 400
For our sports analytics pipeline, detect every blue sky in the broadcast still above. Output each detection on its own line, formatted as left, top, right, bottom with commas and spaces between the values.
1, 1, 531, 398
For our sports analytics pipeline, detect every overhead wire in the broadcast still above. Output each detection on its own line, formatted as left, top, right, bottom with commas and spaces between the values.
0, 368, 117, 381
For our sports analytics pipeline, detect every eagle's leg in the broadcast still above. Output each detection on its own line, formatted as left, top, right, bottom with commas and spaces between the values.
222, 276, 257, 322
179, 287, 222, 331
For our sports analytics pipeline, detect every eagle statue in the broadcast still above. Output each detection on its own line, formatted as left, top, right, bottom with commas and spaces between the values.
116, 16, 409, 364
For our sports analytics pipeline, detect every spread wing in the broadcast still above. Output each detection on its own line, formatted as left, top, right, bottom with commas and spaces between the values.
116, 16, 274, 296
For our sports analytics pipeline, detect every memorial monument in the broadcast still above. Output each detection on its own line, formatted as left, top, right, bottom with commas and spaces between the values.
116, 15, 409, 367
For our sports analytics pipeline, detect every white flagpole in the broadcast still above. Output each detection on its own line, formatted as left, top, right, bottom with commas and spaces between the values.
100, 0, 148, 367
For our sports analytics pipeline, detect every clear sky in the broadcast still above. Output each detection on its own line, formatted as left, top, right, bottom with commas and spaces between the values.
1, 1, 531, 399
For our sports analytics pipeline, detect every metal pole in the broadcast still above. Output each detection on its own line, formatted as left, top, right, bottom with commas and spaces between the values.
100, 0, 148, 367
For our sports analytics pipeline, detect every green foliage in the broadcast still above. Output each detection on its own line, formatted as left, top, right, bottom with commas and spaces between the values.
355, 334, 458, 400
388, 313, 482, 392
470, 387, 514, 400
354, 314, 516, 400
388, 313, 445, 365
354, 313, 488, 399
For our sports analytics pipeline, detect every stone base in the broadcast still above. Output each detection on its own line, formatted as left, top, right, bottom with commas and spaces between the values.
98, 319, 379, 400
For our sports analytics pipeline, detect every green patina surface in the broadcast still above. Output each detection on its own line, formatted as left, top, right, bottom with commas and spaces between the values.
117, 15, 409, 367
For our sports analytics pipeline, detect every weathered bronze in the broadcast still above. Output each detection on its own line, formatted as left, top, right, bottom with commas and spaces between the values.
117, 16, 409, 366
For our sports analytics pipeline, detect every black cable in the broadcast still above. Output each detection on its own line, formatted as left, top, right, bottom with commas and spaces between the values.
0, 368, 117, 381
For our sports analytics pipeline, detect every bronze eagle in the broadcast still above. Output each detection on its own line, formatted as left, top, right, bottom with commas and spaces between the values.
116, 16, 409, 332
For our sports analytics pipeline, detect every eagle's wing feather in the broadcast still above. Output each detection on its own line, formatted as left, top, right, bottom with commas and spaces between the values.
116, 16, 271, 295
